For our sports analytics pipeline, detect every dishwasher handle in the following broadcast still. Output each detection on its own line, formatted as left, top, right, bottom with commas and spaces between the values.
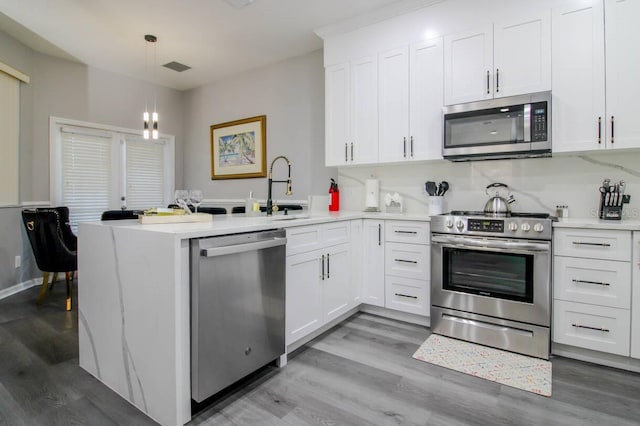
201, 237, 287, 257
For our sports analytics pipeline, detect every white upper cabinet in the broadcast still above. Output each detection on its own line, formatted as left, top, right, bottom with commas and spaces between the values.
325, 57, 378, 167
553, 0, 640, 153
378, 38, 444, 163
604, 0, 640, 150
552, 0, 606, 153
444, 12, 551, 105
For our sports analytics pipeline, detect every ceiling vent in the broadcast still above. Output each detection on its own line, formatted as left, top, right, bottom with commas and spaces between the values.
223, 0, 255, 9
163, 61, 191, 72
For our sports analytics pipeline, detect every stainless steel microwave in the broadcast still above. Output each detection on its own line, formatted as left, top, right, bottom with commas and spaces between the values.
442, 91, 551, 161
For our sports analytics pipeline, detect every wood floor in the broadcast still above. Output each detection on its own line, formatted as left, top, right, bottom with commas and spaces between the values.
2, 284, 640, 425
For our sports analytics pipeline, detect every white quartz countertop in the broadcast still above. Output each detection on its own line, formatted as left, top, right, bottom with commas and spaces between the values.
553, 217, 640, 231
82, 210, 432, 239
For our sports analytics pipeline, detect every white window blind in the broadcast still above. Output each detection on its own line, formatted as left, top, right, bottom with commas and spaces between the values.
60, 129, 113, 227
125, 136, 166, 210
0, 71, 20, 205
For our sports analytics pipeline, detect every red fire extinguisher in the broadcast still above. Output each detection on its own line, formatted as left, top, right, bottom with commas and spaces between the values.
329, 178, 339, 211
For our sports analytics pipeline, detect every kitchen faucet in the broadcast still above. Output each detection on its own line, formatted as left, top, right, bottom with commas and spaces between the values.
266, 155, 292, 216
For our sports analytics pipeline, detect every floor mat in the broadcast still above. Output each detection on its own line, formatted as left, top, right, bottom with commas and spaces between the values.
412, 334, 552, 396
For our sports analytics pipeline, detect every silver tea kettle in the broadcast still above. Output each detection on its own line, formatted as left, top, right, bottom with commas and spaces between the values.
483, 182, 515, 215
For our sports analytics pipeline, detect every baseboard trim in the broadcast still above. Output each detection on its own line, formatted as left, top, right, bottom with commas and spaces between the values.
552, 343, 640, 373
0, 278, 40, 300
359, 304, 430, 327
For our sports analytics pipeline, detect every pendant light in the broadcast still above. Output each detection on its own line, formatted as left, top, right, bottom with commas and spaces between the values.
143, 34, 159, 140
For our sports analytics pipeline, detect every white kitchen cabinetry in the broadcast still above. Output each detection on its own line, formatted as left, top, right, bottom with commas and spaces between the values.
349, 219, 363, 306
444, 12, 550, 105
378, 38, 444, 162
362, 219, 385, 307
553, 228, 632, 356
384, 221, 430, 316
553, 0, 640, 153
325, 57, 378, 166
632, 232, 640, 359
286, 222, 352, 346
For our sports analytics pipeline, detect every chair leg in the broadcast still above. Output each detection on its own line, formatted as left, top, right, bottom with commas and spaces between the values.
49, 272, 59, 290
65, 272, 73, 311
36, 272, 50, 305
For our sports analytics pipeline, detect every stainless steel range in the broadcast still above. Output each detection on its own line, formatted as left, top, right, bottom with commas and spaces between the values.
430, 211, 554, 359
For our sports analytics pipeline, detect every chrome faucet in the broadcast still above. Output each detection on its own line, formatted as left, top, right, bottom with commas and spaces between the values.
266, 155, 292, 216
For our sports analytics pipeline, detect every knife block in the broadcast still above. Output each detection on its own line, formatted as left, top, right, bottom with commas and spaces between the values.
598, 193, 631, 220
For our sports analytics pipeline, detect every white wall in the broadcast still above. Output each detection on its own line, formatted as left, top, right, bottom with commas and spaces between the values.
338, 151, 640, 220
182, 49, 335, 204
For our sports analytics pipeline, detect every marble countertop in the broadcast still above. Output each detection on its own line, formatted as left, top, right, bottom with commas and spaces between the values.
82, 210, 432, 239
553, 217, 640, 231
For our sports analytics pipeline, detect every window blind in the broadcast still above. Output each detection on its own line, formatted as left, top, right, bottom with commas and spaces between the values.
60, 129, 113, 229
125, 136, 166, 210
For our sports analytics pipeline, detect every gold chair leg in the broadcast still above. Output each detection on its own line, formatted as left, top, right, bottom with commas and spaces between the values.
37, 272, 50, 305
49, 272, 59, 290
65, 271, 73, 311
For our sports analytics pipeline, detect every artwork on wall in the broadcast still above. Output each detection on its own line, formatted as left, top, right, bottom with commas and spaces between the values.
210, 115, 266, 179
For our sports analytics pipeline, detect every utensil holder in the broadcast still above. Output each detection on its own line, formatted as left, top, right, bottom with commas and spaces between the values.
598, 193, 630, 220
428, 196, 444, 216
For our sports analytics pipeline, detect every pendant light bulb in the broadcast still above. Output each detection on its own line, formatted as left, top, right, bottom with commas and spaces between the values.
143, 111, 150, 139
152, 111, 159, 139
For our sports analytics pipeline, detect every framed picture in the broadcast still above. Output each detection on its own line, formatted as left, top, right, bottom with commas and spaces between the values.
210, 115, 266, 179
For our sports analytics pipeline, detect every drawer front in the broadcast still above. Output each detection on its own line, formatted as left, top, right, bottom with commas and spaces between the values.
385, 221, 430, 244
385, 242, 429, 280
554, 256, 631, 309
553, 300, 630, 356
286, 225, 322, 255
385, 276, 429, 316
322, 221, 351, 247
554, 229, 631, 261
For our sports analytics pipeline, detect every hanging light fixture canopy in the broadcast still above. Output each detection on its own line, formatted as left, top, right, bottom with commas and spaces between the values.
143, 34, 159, 140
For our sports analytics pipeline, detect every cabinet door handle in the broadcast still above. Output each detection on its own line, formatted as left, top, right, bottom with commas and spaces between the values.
486, 70, 490, 94
344, 143, 348, 162
321, 254, 325, 280
572, 279, 610, 287
495, 68, 500, 93
571, 241, 611, 247
350, 142, 354, 161
597, 117, 602, 144
378, 224, 381, 246
611, 116, 615, 144
403, 137, 407, 158
410, 136, 414, 157
572, 323, 610, 333
394, 230, 417, 234
395, 259, 418, 264
395, 293, 418, 299
326, 253, 330, 279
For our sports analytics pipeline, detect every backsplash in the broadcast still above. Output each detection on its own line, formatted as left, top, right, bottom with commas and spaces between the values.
337, 151, 640, 219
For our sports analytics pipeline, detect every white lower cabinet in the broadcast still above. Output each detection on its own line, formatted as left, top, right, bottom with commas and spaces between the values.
285, 222, 352, 346
632, 232, 640, 359
385, 275, 429, 316
553, 228, 632, 357
362, 220, 385, 307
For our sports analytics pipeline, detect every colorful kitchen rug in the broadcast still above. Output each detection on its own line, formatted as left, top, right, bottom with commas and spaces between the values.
412, 334, 552, 396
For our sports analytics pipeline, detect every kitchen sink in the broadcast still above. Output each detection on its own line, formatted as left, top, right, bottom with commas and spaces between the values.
269, 213, 310, 221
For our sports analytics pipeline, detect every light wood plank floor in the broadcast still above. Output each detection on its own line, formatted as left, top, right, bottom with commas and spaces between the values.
2, 284, 640, 425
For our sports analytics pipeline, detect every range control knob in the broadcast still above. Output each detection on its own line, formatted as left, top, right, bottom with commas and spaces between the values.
533, 223, 544, 233
508, 222, 518, 232
521, 223, 531, 232
445, 219, 454, 229
456, 220, 465, 231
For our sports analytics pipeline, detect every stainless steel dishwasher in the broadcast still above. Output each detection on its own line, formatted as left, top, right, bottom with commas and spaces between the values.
190, 229, 286, 402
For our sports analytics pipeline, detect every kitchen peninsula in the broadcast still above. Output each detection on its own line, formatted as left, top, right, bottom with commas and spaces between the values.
77, 211, 427, 426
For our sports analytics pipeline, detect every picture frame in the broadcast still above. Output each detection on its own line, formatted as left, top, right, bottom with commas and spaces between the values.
210, 115, 266, 179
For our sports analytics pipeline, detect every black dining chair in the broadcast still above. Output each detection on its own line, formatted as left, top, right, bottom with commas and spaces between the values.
21, 208, 77, 311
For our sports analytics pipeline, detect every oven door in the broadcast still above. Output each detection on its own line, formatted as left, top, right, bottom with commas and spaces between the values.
431, 234, 551, 326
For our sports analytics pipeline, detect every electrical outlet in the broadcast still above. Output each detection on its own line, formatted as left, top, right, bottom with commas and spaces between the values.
14, 256, 20, 269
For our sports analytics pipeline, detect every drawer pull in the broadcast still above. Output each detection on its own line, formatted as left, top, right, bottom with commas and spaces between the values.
572, 279, 610, 287
395, 293, 418, 299
395, 259, 418, 264
572, 241, 611, 247
571, 323, 610, 333
394, 230, 418, 234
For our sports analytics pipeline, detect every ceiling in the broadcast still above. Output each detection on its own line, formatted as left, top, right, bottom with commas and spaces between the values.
0, 0, 426, 91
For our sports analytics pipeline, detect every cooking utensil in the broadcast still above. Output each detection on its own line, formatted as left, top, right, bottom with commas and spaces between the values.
483, 182, 515, 215
438, 181, 449, 196
425, 181, 437, 197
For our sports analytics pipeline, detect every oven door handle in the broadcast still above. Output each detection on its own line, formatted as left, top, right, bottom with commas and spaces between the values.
431, 235, 550, 252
